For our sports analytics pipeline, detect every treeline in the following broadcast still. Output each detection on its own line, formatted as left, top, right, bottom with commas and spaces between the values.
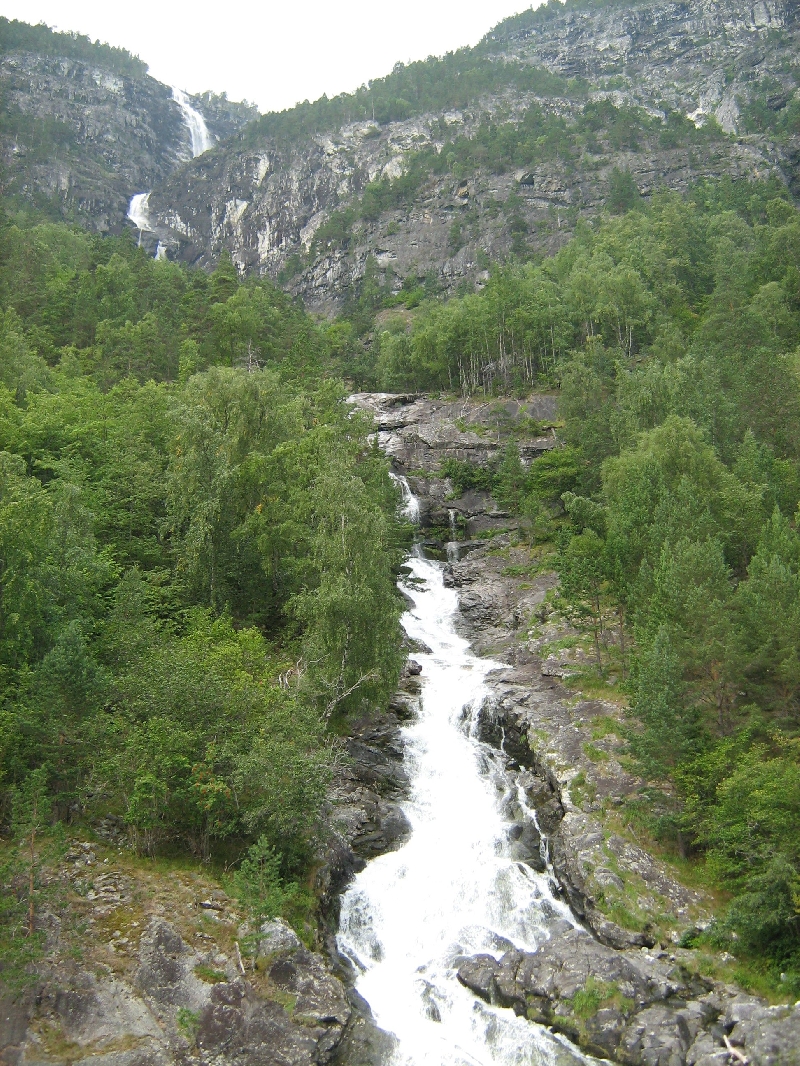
241, 52, 578, 148
0, 210, 406, 952
371, 178, 797, 396
405, 179, 800, 991
0, 223, 336, 388
0, 17, 147, 78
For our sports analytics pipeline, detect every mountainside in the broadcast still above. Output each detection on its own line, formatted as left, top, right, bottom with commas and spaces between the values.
0, 19, 256, 232
140, 0, 800, 311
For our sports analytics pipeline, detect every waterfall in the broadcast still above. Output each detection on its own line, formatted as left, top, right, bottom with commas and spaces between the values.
172, 87, 214, 158
390, 472, 421, 524
337, 487, 596, 1066
447, 508, 459, 564
126, 93, 211, 257
127, 192, 152, 244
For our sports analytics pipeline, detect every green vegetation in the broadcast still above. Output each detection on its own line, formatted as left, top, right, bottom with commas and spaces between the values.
569, 977, 634, 1020
0, 208, 407, 968
241, 52, 577, 149
0, 17, 147, 77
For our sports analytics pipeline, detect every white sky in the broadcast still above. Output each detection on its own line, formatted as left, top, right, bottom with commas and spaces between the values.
3, 1, 544, 114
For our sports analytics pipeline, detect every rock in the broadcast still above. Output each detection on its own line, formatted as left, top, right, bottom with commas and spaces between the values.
0, 51, 254, 232
136, 2, 799, 310
456, 929, 726, 1063
135, 919, 210, 1012
457, 954, 503, 1003
257, 917, 302, 956
618, 1004, 693, 1066
726, 1000, 800, 1066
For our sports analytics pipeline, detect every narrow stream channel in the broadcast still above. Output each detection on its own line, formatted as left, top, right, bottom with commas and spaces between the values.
337, 483, 598, 1066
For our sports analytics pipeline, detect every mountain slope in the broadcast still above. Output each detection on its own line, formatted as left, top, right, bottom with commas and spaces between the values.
143, 0, 800, 311
0, 18, 256, 231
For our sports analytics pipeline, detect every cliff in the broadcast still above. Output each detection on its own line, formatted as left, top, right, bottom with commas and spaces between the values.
141, 0, 800, 311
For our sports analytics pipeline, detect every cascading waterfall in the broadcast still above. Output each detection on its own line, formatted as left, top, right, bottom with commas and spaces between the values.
172, 86, 214, 158
390, 471, 421, 524
126, 90, 212, 257
127, 192, 152, 244
337, 478, 597, 1066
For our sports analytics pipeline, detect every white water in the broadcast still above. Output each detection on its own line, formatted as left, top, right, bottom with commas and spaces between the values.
447, 508, 459, 564
172, 87, 214, 157
127, 191, 152, 242
126, 93, 211, 258
390, 471, 421, 524
337, 488, 595, 1066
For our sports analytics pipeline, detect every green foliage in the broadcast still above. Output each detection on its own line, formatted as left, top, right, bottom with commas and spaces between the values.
0, 221, 331, 389
0, 209, 405, 892
242, 49, 577, 150
502, 186, 800, 987
440, 457, 496, 496
232, 836, 296, 921
370, 182, 799, 404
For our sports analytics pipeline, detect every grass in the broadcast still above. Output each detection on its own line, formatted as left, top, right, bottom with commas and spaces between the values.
583, 742, 609, 763
591, 715, 626, 740
569, 770, 597, 809
0, 833, 66, 992
177, 1007, 200, 1042
570, 977, 635, 1020
194, 963, 227, 983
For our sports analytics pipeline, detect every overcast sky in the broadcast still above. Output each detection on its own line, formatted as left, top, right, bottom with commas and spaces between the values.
4, 1, 543, 113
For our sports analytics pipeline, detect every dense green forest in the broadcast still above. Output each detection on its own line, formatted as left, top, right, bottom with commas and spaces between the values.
0, 213, 407, 966
364, 180, 800, 993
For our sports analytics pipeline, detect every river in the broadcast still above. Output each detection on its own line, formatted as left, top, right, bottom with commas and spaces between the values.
337, 482, 597, 1066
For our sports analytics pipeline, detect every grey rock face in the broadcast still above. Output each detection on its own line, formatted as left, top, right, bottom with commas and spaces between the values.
0, 51, 254, 232
143, 0, 799, 309
257, 916, 303, 956
457, 930, 800, 1065
2, 914, 372, 1066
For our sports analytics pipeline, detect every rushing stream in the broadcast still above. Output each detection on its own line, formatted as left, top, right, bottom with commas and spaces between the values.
337, 481, 595, 1066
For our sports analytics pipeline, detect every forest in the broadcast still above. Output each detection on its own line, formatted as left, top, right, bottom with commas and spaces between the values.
1, 171, 799, 993
0, 18, 147, 77
0, 215, 407, 969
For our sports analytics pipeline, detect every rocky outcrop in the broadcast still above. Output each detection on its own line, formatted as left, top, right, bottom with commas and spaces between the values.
317, 692, 417, 930
142, 0, 800, 309
0, 901, 388, 1066
457, 929, 800, 1065
0, 682, 414, 1066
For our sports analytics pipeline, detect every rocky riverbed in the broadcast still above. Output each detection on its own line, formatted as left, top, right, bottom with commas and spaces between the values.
349, 391, 800, 1066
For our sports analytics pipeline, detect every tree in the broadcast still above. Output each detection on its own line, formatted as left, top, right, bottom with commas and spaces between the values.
12, 767, 50, 937
557, 528, 608, 672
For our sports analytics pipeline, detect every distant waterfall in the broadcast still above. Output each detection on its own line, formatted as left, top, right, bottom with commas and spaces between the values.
172, 87, 214, 157
127, 191, 154, 248
126, 91, 212, 257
